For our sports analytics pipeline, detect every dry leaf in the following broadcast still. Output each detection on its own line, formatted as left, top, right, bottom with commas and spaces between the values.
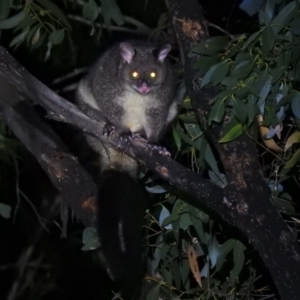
187, 245, 202, 288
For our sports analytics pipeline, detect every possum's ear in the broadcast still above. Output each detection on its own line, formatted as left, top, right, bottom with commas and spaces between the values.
157, 44, 171, 62
119, 43, 135, 64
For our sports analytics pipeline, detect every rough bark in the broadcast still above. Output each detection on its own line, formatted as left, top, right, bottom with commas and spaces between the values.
165, 0, 300, 299
0, 46, 224, 225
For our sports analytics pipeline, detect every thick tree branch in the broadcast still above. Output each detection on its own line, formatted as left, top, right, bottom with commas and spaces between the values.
0, 46, 227, 227
165, 0, 300, 299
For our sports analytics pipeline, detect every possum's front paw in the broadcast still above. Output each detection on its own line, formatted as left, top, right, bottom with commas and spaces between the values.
103, 123, 116, 137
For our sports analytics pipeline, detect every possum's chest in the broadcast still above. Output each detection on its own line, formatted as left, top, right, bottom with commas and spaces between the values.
119, 91, 156, 134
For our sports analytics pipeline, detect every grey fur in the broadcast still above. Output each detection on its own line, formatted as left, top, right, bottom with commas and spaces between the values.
75, 41, 178, 293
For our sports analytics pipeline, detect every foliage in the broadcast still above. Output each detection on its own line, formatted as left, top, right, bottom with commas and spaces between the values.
0, 0, 300, 300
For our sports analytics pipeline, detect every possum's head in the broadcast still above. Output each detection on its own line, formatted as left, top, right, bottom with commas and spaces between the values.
118, 42, 172, 95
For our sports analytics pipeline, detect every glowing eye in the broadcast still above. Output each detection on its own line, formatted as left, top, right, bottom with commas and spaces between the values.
149, 72, 156, 78
131, 71, 139, 78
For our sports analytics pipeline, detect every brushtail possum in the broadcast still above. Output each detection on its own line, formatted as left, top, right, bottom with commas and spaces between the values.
76, 41, 178, 294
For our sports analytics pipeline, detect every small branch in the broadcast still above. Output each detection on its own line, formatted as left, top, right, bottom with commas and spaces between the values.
206, 21, 235, 40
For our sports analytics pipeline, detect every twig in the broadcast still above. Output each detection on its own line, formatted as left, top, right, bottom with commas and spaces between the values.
206, 21, 235, 40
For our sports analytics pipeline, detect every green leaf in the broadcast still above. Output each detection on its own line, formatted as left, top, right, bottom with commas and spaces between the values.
208, 170, 227, 188
0, 10, 26, 29
0, 0, 10, 20
291, 92, 300, 119
210, 60, 230, 85
45, 41, 53, 61
261, 25, 275, 60
83, 0, 99, 22
230, 241, 246, 285
241, 31, 260, 50
204, 141, 221, 176
146, 284, 160, 300
0, 203, 11, 219
264, 0, 276, 23
172, 259, 181, 289
100, 0, 124, 26
285, 131, 300, 151
9, 30, 28, 47
271, 1, 298, 34
283, 149, 300, 169
224, 39, 244, 58
233, 99, 248, 124
49, 29, 65, 45
172, 126, 181, 151
291, 16, 300, 35
270, 66, 286, 83
201, 63, 218, 87
208, 100, 225, 124
36, 0, 71, 29
81, 227, 100, 250
231, 60, 254, 79
191, 36, 229, 55
216, 239, 236, 271
180, 258, 190, 285
193, 55, 219, 77
179, 213, 193, 231
219, 123, 243, 143
247, 94, 259, 125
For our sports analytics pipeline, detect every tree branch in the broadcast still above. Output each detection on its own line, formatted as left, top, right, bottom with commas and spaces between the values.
165, 0, 300, 299
0, 45, 226, 228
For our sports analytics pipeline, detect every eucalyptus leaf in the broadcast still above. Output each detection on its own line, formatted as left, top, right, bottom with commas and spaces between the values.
264, 0, 276, 23
83, 0, 98, 22
208, 100, 225, 124
216, 239, 236, 271
224, 40, 244, 58
146, 284, 160, 300
193, 55, 219, 77
36, 0, 71, 29
230, 241, 246, 285
204, 142, 221, 177
231, 60, 254, 79
172, 126, 181, 150
285, 131, 300, 151
201, 63, 219, 88
247, 94, 259, 125
45, 41, 53, 61
49, 29, 65, 45
261, 25, 275, 59
291, 92, 300, 119
81, 227, 100, 250
271, 66, 286, 83
0, 10, 26, 29
208, 170, 227, 188
0, 0, 10, 20
233, 99, 248, 124
171, 259, 181, 289
179, 213, 193, 231
283, 149, 300, 169
241, 31, 260, 50
210, 60, 230, 85
219, 123, 243, 143
0, 203, 11, 219
100, 0, 124, 26
291, 16, 300, 35
271, 1, 298, 34
192, 36, 229, 55
208, 236, 220, 268
180, 258, 190, 285
159, 206, 172, 229
9, 30, 28, 47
